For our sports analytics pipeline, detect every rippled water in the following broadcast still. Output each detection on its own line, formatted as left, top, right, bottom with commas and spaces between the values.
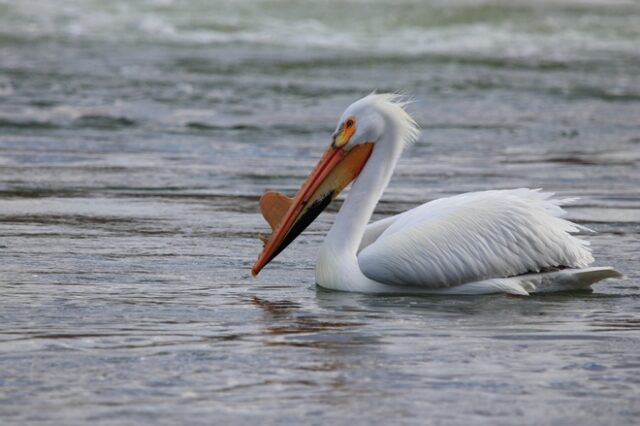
1, 0, 639, 424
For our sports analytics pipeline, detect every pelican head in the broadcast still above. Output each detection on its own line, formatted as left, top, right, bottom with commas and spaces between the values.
251, 93, 417, 276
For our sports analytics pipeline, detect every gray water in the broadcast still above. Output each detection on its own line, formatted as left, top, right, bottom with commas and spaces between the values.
1, 0, 639, 424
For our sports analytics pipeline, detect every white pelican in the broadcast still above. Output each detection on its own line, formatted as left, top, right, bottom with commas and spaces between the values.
251, 94, 621, 295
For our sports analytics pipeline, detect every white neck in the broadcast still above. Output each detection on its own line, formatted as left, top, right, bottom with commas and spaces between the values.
316, 118, 405, 291
326, 134, 403, 253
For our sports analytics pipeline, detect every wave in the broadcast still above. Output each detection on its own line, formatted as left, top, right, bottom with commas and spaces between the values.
1, 0, 639, 61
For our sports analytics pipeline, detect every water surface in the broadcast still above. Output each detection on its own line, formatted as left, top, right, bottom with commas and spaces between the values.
1, 0, 639, 424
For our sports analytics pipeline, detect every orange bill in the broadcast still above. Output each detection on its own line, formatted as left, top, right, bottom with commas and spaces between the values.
252, 142, 373, 276
259, 191, 293, 231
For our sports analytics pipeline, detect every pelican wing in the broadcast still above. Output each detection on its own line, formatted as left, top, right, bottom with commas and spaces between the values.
358, 189, 594, 288
359, 215, 399, 252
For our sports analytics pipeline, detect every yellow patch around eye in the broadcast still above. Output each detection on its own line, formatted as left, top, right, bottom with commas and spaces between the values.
333, 117, 357, 148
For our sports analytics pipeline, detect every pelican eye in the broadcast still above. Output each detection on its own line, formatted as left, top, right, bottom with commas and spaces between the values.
333, 117, 356, 148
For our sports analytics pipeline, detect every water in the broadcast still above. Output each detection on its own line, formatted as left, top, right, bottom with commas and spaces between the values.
1, 0, 639, 424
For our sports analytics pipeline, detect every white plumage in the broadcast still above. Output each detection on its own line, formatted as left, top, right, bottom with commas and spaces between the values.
314, 95, 620, 294
359, 189, 593, 288
254, 93, 621, 294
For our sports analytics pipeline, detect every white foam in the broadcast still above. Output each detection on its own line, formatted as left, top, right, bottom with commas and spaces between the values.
1, 0, 638, 61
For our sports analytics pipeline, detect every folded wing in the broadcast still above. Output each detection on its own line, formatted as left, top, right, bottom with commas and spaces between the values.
358, 189, 594, 288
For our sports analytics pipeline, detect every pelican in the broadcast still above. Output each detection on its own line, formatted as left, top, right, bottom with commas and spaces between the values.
251, 94, 621, 295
